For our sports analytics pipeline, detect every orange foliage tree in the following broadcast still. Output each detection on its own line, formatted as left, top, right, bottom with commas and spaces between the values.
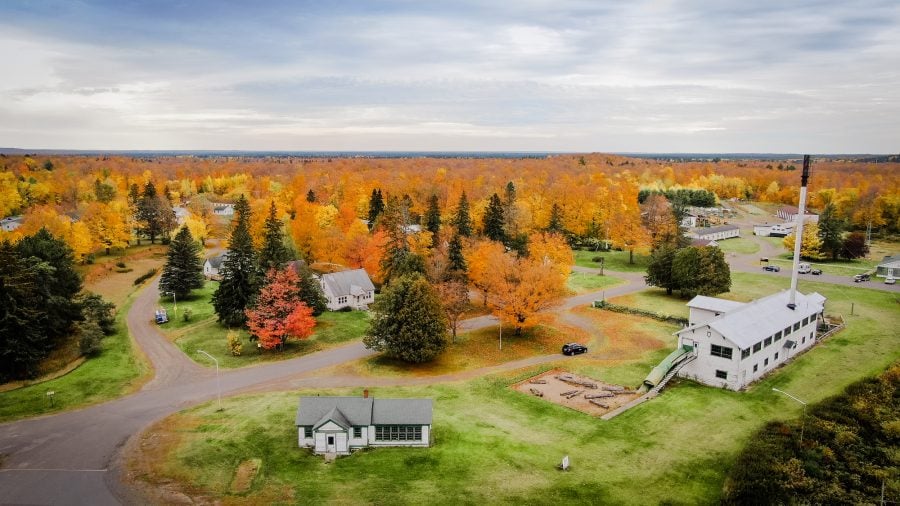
484, 250, 567, 334
245, 268, 316, 351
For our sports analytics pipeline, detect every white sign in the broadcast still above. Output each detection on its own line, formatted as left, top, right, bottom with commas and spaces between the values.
561, 455, 569, 470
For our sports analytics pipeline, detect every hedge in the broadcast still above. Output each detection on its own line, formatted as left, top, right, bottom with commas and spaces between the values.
592, 300, 688, 326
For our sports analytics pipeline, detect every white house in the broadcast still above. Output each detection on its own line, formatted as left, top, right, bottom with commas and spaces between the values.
203, 252, 228, 279
689, 224, 740, 241
212, 203, 235, 216
319, 269, 375, 311
296, 395, 432, 455
676, 290, 826, 390
0, 216, 23, 232
777, 206, 818, 223
172, 206, 189, 225
876, 255, 900, 278
681, 213, 699, 228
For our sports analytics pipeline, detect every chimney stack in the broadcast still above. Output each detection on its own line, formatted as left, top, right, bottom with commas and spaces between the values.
363, 389, 369, 399
788, 155, 811, 309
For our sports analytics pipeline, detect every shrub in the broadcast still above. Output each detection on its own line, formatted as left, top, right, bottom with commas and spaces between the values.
182, 308, 193, 322
133, 268, 158, 286
339, 306, 353, 312
78, 320, 105, 356
592, 256, 605, 263
592, 300, 688, 325
227, 331, 243, 356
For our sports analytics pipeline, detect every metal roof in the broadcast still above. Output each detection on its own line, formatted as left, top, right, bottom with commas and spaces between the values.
295, 396, 432, 426
372, 398, 433, 425
687, 295, 745, 314
694, 224, 740, 234
321, 269, 375, 298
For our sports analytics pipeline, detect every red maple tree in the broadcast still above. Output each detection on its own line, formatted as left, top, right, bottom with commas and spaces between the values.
245, 268, 317, 350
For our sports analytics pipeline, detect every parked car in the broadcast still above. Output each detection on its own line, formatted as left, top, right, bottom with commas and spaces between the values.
155, 308, 169, 324
853, 273, 870, 283
798, 262, 811, 274
562, 343, 588, 356
886, 276, 896, 285
810, 268, 823, 275
763, 265, 780, 272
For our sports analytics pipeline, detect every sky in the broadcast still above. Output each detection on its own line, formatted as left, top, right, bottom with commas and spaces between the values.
1, 1, 898, 153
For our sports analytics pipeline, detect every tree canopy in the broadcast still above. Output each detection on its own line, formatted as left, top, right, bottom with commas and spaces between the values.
159, 226, 205, 299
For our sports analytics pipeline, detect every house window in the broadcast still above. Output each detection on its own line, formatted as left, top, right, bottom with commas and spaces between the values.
753, 343, 762, 353
715, 370, 728, 379
802, 336, 806, 344
764, 337, 772, 347
784, 326, 791, 336
775, 352, 779, 360
793, 322, 801, 332
353, 427, 362, 438
802, 316, 809, 326
304, 427, 312, 438
774, 331, 782, 342
741, 348, 750, 359
374, 425, 422, 442
764, 358, 769, 366
710, 344, 733, 359
753, 364, 758, 373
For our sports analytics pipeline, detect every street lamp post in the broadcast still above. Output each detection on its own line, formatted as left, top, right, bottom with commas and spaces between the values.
197, 349, 222, 411
164, 291, 177, 314
772, 387, 808, 445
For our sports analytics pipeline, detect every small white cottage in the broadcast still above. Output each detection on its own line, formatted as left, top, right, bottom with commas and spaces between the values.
296, 394, 432, 455
203, 252, 229, 279
676, 290, 826, 390
319, 269, 375, 311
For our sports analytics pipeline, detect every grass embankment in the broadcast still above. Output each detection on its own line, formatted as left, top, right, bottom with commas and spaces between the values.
716, 236, 760, 255
566, 271, 624, 294
136, 275, 900, 504
157, 282, 370, 369
573, 249, 649, 272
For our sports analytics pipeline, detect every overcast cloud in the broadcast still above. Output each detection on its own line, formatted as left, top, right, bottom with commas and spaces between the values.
1, 0, 898, 152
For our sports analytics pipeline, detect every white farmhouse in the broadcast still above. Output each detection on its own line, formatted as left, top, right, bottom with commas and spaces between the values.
689, 224, 740, 241
212, 203, 235, 216
676, 290, 826, 390
296, 395, 432, 455
319, 269, 375, 311
876, 255, 900, 278
203, 252, 228, 279
0, 216, 23, 232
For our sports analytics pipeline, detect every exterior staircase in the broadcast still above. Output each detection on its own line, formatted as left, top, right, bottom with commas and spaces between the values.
649, 354, 696, 396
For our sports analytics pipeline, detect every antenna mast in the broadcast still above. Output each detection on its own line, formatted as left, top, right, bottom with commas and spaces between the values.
788, 155, 811, 309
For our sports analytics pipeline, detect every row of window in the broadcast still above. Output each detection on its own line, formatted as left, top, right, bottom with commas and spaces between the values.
375, 425, 422, 441
735, 315, 816, 360
337, 296, 348, 304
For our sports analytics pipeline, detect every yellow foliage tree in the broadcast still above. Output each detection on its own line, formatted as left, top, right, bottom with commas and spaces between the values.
82, 202, 130, 254
782, 223, 824, 260
484, 251, 566, 334
0, 172, 23, 217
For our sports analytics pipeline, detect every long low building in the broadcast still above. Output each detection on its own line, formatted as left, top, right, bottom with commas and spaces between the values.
689, 224, 740, 241
676, 290, 826, 390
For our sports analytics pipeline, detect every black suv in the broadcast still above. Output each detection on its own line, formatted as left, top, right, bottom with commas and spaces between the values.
854, 273, 870, 282
562, 343, 588, 355
763, 265, 780, 272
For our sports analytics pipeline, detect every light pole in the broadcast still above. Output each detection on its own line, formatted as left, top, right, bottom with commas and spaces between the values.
772, 387, 807, 445
164, 291, 177, 314
197, 349, 222, 411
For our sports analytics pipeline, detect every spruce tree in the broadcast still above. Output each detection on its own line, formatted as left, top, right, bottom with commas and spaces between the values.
213, 195, 259, 327
448, 233, 467, 273
425, 194, 441, 247
482, 193, 506, 242
817, 203, 844, 260
363, 274, 448, 363
0, 241, 52, 380
306, 189, 316, 203
367, 188, 385, 228
136, 181, 162, 243
258, 200, 290, 272
159, 226, 205, 299
378, 196, 411, 284
291, 261, 328, 316
547, 203, 565, 233
453, 191, 472, 237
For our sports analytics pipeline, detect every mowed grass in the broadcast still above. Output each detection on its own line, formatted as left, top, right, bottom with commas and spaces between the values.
716, 236, 760, 255
138, 276, 899, 504
573, 249, 650, 272
158, 282, 370, 369
0, 293, 150, 422
566, 271, 625, 294
768, 256, 878, 277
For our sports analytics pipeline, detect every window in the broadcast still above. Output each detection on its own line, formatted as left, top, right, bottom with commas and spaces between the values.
715, 370, 727, 379
304, 427, 312, 438
775, 352, 779, 360
753, 343, 762, 353
764, 358, 769, 366
374, 425, 422, 442
774, 331, 782, 342
710, 344, 733, 359
741, 348, 750, 359
802, 336, 806, 344
764, 337, 772, 347
802, 316, 809, 326
353, 427, 362, 438
793, 322, 801, 332
784, 326, 791, 336
753, 364, 758, 373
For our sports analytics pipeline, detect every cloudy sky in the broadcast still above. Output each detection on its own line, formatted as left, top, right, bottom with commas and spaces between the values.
1, 1, 898, 152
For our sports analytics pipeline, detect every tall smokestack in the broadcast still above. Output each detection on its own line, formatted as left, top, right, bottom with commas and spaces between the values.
788, 155, 811, 309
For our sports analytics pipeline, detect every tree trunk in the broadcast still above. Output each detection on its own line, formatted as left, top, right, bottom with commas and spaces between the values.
629, 248, 634, 264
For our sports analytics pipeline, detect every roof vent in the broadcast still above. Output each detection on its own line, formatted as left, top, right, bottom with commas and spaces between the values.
787, 303, 796, 310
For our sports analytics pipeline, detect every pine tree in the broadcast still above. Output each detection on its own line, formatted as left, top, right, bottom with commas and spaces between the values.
448, 233, 467, 273
453, 191, 472, 237
159, 226, 205, 299
258, 200, 290, 272
645, 243, 679, 295
290, 261, 328, 316
363, 274, 448, 363
547, 203, 565, 233
306, 189, 316, 203
212, 195, 259, 327
817, 203, 845, 260
367, 188, 384, 229
0, 241, 50, 380
378, 196, 412, 284
425, 194, 441, 247
482, 193, 506, 242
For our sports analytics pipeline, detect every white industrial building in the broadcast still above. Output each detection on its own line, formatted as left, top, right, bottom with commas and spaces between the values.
296, 395, 432, 455
675, 290, 826, 390
689, 224, 740, 241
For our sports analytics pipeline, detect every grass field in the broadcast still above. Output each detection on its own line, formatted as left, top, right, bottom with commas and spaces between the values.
158, 282, 370, 369
768, 256, 877, 277
566, 271, 625, 294
0, 293, 150, 422
716, 236, 760, 255
608, 290, 691, 319
573, 249, 650, 272
135, 274, 900, 504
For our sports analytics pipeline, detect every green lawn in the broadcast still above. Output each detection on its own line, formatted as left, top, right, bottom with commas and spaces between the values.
608, 290, 691, 319
716, 236, 760, 255
573, 249, 650, 272
140, 276, 900, 504
566, 271, 625, 294
0, 294, 150, 422
158, 282, 370, 368
767, 256, 877, 277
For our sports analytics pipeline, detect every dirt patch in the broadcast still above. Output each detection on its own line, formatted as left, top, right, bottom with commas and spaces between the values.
512, 369, 640, 417
230, 459, 261, 494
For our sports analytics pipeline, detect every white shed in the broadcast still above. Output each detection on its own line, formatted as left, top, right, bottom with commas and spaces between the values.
689, 224, 740, 241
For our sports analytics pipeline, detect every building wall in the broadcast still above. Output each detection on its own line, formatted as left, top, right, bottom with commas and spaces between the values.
876, 263, 899, 278
688, 307, 725, 326
300, 424, 430, 452
678, 328, 740, 389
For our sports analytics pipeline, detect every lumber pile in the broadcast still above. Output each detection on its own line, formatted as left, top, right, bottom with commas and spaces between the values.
559, 389, 583, 399
602, 385, 627, 393
589, 399, 610, 409
529, 379, 547, 384
584, 392, 615, 399
529, 388, 544, 397
556, 373, 598, 389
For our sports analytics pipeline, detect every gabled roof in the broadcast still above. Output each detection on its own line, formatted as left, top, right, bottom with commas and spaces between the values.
878, 255, 900, 267
206, 251, 229, 269
372, 398, 433, 425
322, 269, 375, 297
678, 290, 825, 350
315, 406, 351, 430
687, 295, 745, 314
295, 396, 433, 427
695, 224, 740, 234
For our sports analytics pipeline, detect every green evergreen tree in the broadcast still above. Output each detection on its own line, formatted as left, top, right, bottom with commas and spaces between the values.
367, 188, 384, 229
448, 233, 467, 273
378, 196, 411, 284
482, 193, 506, 242
306, 189, 316, 203
695, 246, 731, 296
672, 246, 701, 298
547, 203, 565, 233
93, 178, 116, 203
136, 181, 162, 243
645, 243, 679, 295
453, 191, 473, 237
213, 195, 259, 327
258, 201, 291, 272
290, 261, 328, 316
0, 241, 50, 380
425, 194, 441, 247
159, 226, 205, 299
363, 274, 448, 363
817, 203, 845, 260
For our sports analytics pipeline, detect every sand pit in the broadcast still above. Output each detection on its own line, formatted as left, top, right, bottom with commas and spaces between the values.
512, 370, 639, 417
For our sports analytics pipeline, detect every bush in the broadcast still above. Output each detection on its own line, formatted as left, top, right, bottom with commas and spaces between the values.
78, 320, 105, 356
227, 331, 243, 356
182, 308, 193, 322
592, 256, 604, 263
593, 300, 688, 325
133, 268, 158, 286
339, 306, 353, 312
